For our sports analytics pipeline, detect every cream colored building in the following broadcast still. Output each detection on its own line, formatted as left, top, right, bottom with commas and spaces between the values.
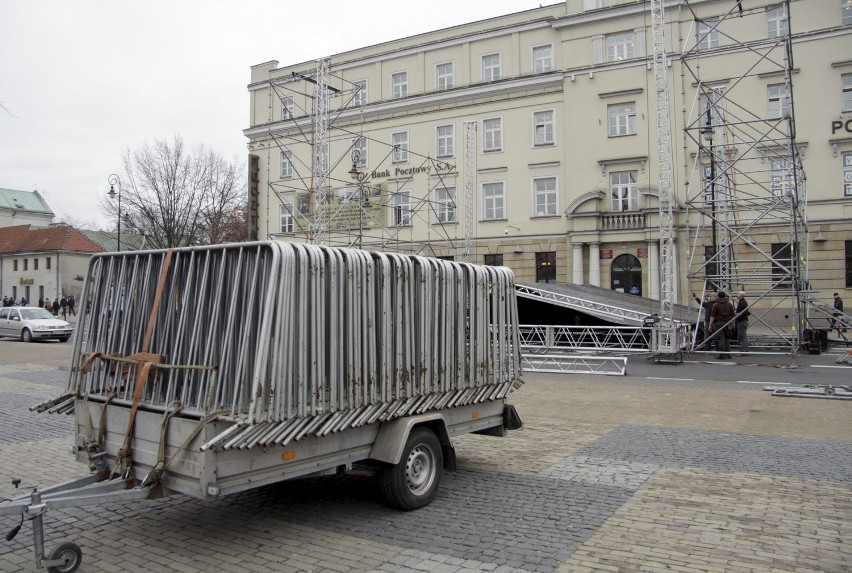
245, 0, 852, 306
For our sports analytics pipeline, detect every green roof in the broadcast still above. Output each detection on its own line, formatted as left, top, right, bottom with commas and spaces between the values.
0, 188, 54, 214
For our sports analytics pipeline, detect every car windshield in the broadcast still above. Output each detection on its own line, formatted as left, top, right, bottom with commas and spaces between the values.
20, 308, 57, 320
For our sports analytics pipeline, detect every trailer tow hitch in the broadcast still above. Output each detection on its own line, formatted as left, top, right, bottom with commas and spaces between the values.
1, 475, 155, 572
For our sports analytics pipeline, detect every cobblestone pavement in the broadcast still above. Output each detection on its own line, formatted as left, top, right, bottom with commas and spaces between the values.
0, 352, 850, 573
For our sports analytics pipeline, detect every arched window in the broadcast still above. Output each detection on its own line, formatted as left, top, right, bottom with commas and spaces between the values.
611, 253, 642, 295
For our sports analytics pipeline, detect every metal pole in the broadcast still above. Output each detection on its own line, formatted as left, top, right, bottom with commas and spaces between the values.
107, 174, 121, 252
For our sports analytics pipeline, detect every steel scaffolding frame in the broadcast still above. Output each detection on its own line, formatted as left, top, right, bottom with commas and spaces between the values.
259, 64, 467, 256
680, 0, 807, 354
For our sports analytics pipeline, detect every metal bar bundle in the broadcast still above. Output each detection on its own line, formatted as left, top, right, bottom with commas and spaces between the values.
68, 241, 522, 445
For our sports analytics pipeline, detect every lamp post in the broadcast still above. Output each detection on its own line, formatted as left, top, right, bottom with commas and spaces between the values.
348, 150, 368, 249
107, 174, 122, 252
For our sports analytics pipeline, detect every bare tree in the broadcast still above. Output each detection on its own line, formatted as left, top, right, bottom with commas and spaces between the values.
111, 136, 247, 248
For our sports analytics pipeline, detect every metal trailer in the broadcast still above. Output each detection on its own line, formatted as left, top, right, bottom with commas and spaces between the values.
2, 241, 524, 573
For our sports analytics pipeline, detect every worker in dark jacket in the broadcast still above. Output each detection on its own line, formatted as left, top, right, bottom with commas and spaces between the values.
735, 291, 750, 353
709, 290, 735, 359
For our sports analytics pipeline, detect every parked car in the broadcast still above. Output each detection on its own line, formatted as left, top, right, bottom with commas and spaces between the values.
0, 306, 73, 342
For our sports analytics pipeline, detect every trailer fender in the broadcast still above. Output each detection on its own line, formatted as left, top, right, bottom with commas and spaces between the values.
369, 414, 456, 471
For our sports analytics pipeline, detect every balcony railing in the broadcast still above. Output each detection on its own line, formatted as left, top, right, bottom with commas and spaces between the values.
601, 212, 645, 230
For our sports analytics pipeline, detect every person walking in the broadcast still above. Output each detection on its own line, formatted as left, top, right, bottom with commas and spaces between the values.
52, 298, 60, 317
709, 290, 735, 360
735, 291, 750, 355
44, 299, 52, 313
832, 292, 845, 333
68, 295, 77, 316
60, 296, 68, 320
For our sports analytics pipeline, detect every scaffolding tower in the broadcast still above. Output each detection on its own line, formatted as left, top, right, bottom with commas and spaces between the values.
681, 0, 808, 353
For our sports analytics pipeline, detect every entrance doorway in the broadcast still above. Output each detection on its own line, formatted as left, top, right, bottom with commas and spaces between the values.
611, 254, 642, 295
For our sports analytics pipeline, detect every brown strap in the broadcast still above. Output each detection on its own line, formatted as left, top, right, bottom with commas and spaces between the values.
142, 248, 174, 353
121, 361, 155, 451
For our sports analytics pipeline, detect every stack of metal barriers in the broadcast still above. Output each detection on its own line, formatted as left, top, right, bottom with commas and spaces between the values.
68, 241, 523, 449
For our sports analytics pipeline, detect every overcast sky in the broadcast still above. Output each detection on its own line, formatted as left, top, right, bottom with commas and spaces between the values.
1, 0, 561, 230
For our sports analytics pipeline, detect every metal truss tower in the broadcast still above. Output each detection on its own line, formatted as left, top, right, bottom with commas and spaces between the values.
311, 58, 330, 246
650, 0, 678, 357
463, 121, 477, 263
681, 0, 807, 353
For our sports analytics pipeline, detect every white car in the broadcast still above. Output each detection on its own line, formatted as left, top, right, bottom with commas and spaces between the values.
0, 306, 73, 342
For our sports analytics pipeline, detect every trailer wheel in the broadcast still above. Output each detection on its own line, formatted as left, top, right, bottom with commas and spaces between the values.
47, 541, 82, 573
379, 427, 442, 510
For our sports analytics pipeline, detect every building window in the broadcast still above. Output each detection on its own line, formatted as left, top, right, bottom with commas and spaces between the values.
843, 74, 852, 112
46, 257, 51, 270
34, 258, 39, 270
700, 89, 725, 128
533, 44, 553, 73
697, 18, 720, 50
610, 171, 639, 212
392, 191, 412, 227
483, 118, 502, 152
533, 177, 557, 217
771, 243, 796, 288
766, 5, 789, 38
484, 254, 504, 266
533, 110, 555, 146
392, 131, 409, 163
23, 259, 28, 271
847, 241, 852, 287
482, 53, 501, 82
437, 256, 455, 261
767, 84, 790, 119
435, 186, 456, 223
13, 259, 18, 271
391, 72, 408, 99
844, 0, 852, 25
770, 158, 793, 197
606, 31, 635, 61
280, 150, 293, 179
482, 182, 505, 220
353, 80, 367, 107
436, 124, 454, 157
352, 136, 367, 168
535, 251, 557, 283
279, 203, 294, 234
608, 103, 636, 137
436, 62, 454, 90
281, 95, 295, 120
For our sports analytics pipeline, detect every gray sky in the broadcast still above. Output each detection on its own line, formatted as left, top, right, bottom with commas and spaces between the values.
1, 0, 560, 229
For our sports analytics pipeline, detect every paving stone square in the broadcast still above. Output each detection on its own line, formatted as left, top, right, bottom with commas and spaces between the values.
0, 352, 850, 572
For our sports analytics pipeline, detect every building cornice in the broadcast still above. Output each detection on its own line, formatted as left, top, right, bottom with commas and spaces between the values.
248, 18, 558, 91
552, 0, 682, 29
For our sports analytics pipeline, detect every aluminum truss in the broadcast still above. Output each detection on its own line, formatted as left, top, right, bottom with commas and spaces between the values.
310, 58, 330, 245
681, 0, 808, 354
463, 121, 476, 262
520, 324, 651, 354
521, 354, 627, 376
515, 283, 664, 325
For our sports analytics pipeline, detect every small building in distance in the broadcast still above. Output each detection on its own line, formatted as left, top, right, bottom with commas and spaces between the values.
0, 224, 103, 304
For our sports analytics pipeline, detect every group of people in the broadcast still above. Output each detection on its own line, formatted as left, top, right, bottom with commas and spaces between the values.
2, 296, 29, 306
695, 290, 848, 357
694, 290, 750, 360
38, 295, 77, 319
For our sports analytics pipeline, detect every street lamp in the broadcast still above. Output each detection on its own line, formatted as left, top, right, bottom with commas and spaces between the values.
107, 174, 122, 252
348, 150, 369, 249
